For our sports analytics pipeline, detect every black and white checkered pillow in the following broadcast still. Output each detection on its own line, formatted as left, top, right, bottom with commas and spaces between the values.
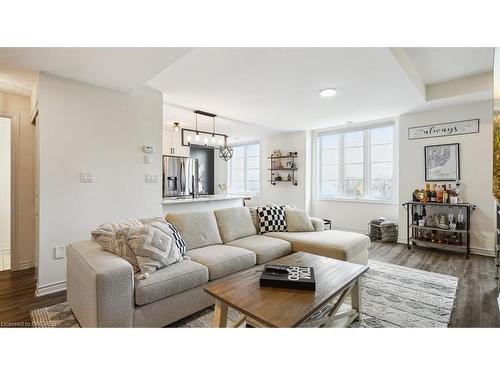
166, 221, 187, 256
257, 205, 287, 234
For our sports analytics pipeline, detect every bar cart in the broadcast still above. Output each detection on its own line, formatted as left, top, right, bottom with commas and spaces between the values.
402, 201, 477, 259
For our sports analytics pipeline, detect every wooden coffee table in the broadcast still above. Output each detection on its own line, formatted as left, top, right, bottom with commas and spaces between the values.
204, 252, 369, 328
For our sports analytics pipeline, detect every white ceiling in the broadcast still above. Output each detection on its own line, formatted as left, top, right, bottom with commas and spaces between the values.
0, 47, 494, 141
0, 48, 192, 92
404, 47, 493, 84
151, 48, 427, 132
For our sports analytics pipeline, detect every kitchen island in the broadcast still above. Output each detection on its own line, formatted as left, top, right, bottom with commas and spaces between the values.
162, 195, 250, 214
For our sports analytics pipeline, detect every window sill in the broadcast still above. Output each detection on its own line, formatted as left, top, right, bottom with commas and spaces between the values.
314, 197, 397, 205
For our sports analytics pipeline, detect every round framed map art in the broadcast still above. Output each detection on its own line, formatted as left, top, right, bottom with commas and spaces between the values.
424, 143, 460, 182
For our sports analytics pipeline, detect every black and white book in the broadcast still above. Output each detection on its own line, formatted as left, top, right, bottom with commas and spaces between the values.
259, 264, 316, 291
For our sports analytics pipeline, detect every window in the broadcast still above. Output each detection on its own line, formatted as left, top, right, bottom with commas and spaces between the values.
228, 142, 260, 197
317, 124, 394, 201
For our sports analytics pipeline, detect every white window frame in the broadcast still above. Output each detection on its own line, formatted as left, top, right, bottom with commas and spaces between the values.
227, 141, 261, 198
314, 120, 398, 204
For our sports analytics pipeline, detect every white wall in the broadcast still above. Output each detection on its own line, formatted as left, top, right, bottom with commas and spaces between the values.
398, 100, 495, 255
36, 73, 163, 295
247, 131, 309, 209
0, 117, 10, 270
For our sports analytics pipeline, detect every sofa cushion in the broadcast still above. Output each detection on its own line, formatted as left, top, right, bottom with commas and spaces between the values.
166, 210, 222, 250
285, 208, 314, 232
214, 207, 257, 242
186, 245, 256, 280
226, 235, 292, 264
134, 260, 209, 306
263, 230, 369, 265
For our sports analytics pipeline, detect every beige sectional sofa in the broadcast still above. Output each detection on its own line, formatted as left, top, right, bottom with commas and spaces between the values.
66, 207, 370, 327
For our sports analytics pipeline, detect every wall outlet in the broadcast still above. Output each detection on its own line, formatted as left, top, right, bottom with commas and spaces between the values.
145, 174, 158, 183
54, 246, 66, 259
80, 172, 94, 183
143, 145, 154, 154
144, 155, 152, 164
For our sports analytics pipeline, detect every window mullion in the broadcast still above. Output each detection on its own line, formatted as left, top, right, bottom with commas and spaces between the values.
339, 134, 344, 197
243, 145, 248, 195
364, 129, 370, 200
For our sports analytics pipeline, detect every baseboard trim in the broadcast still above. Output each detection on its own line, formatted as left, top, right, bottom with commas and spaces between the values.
17, 260, 35, 270
36, 281, 66, 297
396, 239, 495, 257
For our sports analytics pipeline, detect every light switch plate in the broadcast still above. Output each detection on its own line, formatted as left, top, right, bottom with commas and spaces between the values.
54, 246, 66, 259
144, 155, 152, 164
145, 174, 159, 183
80, 172, 94, 183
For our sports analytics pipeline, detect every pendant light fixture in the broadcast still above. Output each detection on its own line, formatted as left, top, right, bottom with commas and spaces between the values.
173, 122, 180, 132
219, 135, 234, 161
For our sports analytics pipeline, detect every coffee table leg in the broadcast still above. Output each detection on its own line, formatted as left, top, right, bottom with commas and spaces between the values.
351, 277, 362, 322
213, 300, 229, 328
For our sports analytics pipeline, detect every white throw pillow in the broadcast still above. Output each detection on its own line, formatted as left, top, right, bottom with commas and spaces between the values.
124, 219, 184, 276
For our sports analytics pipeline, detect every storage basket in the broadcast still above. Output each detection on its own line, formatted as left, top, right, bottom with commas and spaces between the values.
369, 222, 398, 242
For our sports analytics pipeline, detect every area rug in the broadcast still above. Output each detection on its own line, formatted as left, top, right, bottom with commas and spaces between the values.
30, 260, 459, 328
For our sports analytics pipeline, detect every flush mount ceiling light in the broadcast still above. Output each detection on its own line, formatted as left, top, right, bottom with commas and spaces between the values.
320, 88, 337, 97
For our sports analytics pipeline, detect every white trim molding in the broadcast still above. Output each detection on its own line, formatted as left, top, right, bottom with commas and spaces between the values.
36, 281, 66, 297
0, 244, 10, 271
17, 260, 35, 270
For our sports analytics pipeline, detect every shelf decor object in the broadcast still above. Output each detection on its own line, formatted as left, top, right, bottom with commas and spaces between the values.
268, 152, 298, 186
402, 201, 477, 259
424, 143, 460, 181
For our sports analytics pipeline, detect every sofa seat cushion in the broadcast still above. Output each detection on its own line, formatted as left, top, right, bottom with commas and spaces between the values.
186, 245, 256, 280
134, 260, 209, 306
226, 235, 292, 264
263, 230, 369, 265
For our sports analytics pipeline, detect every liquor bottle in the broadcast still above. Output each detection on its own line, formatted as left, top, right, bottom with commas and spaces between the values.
441, 184, 447, 203
424, 183, 430, 202
430, 184, 436, 202
436, 185, 443, 203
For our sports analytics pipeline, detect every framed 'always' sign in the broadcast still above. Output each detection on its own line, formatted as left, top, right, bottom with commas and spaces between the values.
408, 119, 479, 140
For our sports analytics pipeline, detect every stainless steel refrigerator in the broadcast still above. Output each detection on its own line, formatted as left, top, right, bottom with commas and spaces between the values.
162, 156, 199, 198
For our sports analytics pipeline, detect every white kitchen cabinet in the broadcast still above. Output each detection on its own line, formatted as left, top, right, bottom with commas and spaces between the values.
163, 129, 190, 157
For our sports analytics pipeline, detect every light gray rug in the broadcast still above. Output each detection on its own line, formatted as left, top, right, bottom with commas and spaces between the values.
30, 260, 459, 328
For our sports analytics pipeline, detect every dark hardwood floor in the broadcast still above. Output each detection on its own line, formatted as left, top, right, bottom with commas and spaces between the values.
0, 242, 498, 327
0, 268, 66, 327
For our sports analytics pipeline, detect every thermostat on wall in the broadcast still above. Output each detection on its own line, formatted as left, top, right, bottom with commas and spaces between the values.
143, 145, 154, 154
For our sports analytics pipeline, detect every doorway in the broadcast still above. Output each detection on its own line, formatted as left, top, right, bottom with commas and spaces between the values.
0, 116, 11, 271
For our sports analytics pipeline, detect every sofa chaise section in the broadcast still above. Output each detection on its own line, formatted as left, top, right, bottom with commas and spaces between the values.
263, 230, 369, 265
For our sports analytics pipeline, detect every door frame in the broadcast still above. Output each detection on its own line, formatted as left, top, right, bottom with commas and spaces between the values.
0, 111, 20, 271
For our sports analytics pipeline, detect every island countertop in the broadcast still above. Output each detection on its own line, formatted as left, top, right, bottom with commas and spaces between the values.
162, 195, 250, 205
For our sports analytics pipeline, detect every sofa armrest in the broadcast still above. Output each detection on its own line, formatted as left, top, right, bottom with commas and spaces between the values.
67, 240, 134, 327
310, 217, 325, 232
